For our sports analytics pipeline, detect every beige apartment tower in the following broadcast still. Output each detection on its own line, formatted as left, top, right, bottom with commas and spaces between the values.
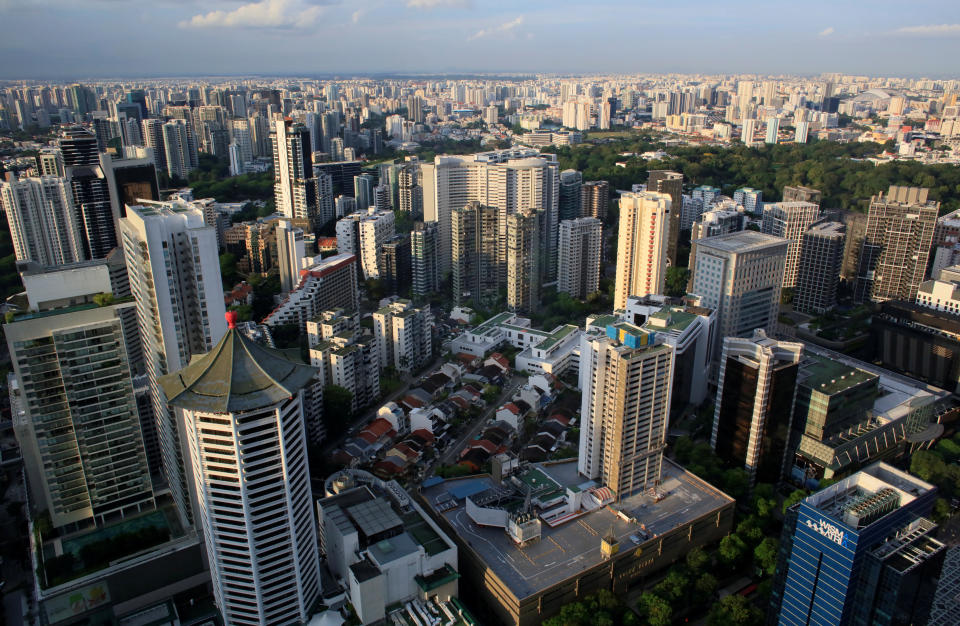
614, 191, 671, 310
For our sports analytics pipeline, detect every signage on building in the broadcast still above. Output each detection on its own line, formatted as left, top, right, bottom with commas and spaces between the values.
805, 517, 850, 547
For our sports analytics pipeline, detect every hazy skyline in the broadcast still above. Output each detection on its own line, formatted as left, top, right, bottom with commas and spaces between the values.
1, 0, 959, 79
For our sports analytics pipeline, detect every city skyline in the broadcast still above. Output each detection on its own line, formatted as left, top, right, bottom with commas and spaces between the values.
1, 0, 960, 79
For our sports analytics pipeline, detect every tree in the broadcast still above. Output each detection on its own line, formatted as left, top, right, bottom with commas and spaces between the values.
638, 592, 672, 626
322, 386, 354, 437
220, 252, 239, 288
695, 572, 718, 599
92, 292, 114, 306
718, 534, 748, 567
665, 266, 690, 297
482, 384, 500, 404
228, 304, 253, 322
754, 537, 779, 575
686, 545, 710, 572
707, 594, 763, 626
782, 488, 809, 514
721, 468, 750, 499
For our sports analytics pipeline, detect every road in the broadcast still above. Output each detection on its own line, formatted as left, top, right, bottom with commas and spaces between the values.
437, 375, 522, 466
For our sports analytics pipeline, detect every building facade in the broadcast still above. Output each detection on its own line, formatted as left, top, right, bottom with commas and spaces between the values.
761, 201, 820, 288
614, 191, 671, 310
794, 221, 845, 314
557, 217, 603, 299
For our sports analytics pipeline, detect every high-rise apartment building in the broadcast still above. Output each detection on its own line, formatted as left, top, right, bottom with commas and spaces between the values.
336, 208, 395, 280
272, 119, 319, 230
398, 163, 423, 218
581, 180, 610, 221
373, 299, 433, 373
378, 234, 411, 296
855, 186, 939, 302
506, 209, 541, 314
1, 173, 85, 266
100, 147, 160, 219
761, 201, 820, 287
690, 231, 788, 347
711, 330, 802, 485
770, 463, 944, 626
160, 313, 320, 626
558, 169, 583, 222
354, 173, 375, 210
7, 301, 155, 531
558, 217, 602, 299
452, 201, 501, 307
308, 311, 380, 414
733, 187, 763, 213
120, 201, 228, 525
614, 191, 671, 310
161, 119, 196, 180
794, 221, 845, 314
141, 118, 167, 173
276, 219, 306, 293
782, 185, 822, 205
60, 126, 117, 259
421, 148, 559, 278
765, 117, 780, 144
265, 253, 359, 330
410, 221, 440, 298
578, 322, 674, 500
742, 118, 757, 144
646, 171, 683, 266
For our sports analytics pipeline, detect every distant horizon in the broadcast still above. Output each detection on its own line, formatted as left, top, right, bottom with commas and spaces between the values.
2, 0, 959, 80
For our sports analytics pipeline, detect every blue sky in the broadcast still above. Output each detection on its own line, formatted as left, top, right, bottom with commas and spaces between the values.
1, 0, 959, 79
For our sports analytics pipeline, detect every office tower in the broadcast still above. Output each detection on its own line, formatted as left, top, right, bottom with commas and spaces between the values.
691, 231, 788, 344
558, 169, 583, 222
711, 330, 802, 484
314, 160, 362, 197
558, 217, 602, 299
120, 201, 228, 525
506, 209, 541, 314
277, 220, 306, 293
159, 313, 320, 625
410, 221, 440, 298
795, 222, 845, 314
307, 311, 380, 413
614, 191, 671, 310
373, 299, 433, 372
770, 463, 944, 626
421, 148, 559, 278
1, 173, 84, 265
379, 234, 411, 296
578, 322, 674, 499
581, 180, 610, 220
794, 121, 809, 143
6, 299, 154, 531
855, 186, 939, 302
37, 148, 64, 177
69, 83, 97, 116
162, 119, 195, 180
141, 119, 167, 174
765, 117, 780, 144
782, 185, 822, 205
398, 163, 422, 218
761, 201, 820, 287
60, 126, 117, 259
452, 201, 501, 307
354, 173, 375, 210
266, 254, 359, 330
272, 119, 319, 229
733, 187, 763, 213
100, 147, 160, 219
647, 170, 683, 266
742, 118, 757, 144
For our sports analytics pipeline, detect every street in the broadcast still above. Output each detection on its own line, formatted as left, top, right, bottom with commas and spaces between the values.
437, 375, 522, 466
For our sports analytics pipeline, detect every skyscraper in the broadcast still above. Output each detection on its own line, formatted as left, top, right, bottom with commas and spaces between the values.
558, 217, 603, 299
100, 147, 160, 219
578, 322, 674, 500
646, 171, 683, 266
379, 234, 411, 296
120, 200, 228, 525
398, 163, 423, 219
1, 173, 84, 266
272, 119, 319, 229
373, 299, 433, 372
354, 173, 375, 210
761, 201, 820, 287
742, 118, 757, 144
614, 191, 671, 310
410, 221, 440, 298
711, 330, 802, 485
60, 126, 117, 259
770, 463, 944, 626
452, 201, 501, 307
506, 208, 541, 314
794, 222, 845, 314
141, 118, 167, 174
159, 312, 320, 625
581, 180, 610, 221
690, 231, 788, 346
765, 117, 780, 144
162, 119, 195, 180
855, 186, 939, 302
558, 169, 583, 222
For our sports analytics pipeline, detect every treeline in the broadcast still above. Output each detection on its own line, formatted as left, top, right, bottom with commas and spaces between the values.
172, 154, 274, 202
550, 136, 960, 215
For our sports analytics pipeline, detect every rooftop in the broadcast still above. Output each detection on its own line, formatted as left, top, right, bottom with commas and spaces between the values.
695, 230, 789, 253
421, 459, 733, 600
800, 355, 878, 396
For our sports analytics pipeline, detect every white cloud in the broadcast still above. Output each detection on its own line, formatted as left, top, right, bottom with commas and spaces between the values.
896, 23, 960, 35
179, 0, 328, 29
469, 15, 523, 40
819, 26, 834, 37
352, 8, 365, 23
407, 0, 470, 8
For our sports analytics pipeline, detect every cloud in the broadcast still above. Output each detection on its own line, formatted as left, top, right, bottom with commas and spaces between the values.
407, 0, 470, 8
179, 0, 330, 29
351, 8, 365, 23
896, 23, 960, 36
469, 15, 523, 40
818, 26, 834, 37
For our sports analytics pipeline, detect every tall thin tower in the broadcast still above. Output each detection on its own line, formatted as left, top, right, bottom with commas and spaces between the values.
614, 191, 671, 310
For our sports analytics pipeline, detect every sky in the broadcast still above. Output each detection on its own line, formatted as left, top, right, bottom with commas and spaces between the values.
1, 0, 959, 80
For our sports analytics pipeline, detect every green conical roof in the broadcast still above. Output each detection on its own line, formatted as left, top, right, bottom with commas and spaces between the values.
159, 316, 317, 414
